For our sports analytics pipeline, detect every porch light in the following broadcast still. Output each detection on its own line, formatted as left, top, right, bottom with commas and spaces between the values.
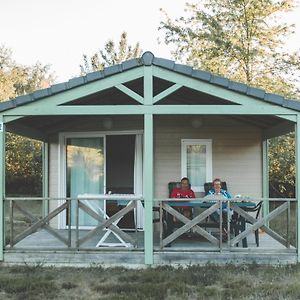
191, 117, 203, 129
103, 117, 113, 129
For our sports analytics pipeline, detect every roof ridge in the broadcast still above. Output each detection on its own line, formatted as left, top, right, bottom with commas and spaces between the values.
0, 51, 299, 113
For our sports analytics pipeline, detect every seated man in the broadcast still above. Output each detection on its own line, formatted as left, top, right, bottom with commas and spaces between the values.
170, 177, 195, 219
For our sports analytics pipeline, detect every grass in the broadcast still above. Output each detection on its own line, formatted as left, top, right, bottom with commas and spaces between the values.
1, 264, 300, 299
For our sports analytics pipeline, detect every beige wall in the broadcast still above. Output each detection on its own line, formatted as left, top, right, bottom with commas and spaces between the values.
49, 115, 263, 214
154, 116, 262, 198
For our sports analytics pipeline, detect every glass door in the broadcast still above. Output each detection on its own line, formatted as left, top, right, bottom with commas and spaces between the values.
66, 137, 105, 227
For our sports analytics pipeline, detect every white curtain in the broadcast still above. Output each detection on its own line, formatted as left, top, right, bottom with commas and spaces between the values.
134, 134, 144, 229
67, 137, 104, 226
187, 144, 206, 188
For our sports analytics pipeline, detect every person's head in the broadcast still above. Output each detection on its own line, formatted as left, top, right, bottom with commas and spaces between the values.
180, 177, 190, 191
212, 178, 222, 193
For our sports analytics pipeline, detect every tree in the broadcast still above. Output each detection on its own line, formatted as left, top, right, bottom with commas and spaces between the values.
80, 32, 142, 75
160, 0, 300, 197
268, 134, 295, 198
0, 45, 54, 196
160, 0, 300, 99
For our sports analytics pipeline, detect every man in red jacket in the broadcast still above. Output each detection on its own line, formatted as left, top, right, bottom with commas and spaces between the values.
170, 177, 196, 219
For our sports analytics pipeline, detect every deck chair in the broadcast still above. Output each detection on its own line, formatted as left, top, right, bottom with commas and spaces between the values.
204, 182, 261, 247
204, 181, 228, 224
204, 181, 232, 241
163, 182, 193, 238
240, 201, 262, 247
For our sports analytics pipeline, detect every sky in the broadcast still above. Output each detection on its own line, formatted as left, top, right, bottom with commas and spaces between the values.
1, 0, 299, 83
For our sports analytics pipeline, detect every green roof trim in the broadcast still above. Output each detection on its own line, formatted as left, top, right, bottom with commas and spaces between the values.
1, 51, 299, 112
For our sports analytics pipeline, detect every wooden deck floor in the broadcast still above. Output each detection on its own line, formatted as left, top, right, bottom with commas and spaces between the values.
6, 227, 293, 250
4, 228, 297, 266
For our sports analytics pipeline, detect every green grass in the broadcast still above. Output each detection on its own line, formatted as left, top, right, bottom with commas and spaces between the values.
1, 264, 300, 299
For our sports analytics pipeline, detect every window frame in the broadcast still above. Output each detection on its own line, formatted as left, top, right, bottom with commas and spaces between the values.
181, 139, 213, 192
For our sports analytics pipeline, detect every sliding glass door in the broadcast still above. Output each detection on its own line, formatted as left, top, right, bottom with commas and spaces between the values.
66, 137, 105, 226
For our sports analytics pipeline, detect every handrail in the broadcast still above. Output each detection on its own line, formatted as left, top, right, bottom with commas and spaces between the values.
154, 197, 296, 202
5, 197, 73, 201
4, 197, 296, 202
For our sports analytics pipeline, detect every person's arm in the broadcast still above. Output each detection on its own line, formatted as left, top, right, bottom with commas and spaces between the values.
191, 190, 196, 198
207, 189, 214, 195
225, 191, 232, 199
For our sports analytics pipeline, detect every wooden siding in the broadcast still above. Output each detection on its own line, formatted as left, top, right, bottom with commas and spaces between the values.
154, 116, 262, 198
49, 116, 262, 210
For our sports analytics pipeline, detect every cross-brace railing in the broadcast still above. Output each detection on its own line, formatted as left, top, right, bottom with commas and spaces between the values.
5, 195, 142, 250
157, 198, 296, 251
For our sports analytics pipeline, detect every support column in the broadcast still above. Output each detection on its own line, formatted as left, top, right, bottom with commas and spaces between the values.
42, 142, 49, 217
143, 65, 154, 265
295, 115, 300, 262
262, 139, 269, 218
0, 116, 5, 260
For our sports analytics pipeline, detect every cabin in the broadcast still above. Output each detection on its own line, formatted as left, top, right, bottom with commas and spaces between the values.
0, 52, 299, 266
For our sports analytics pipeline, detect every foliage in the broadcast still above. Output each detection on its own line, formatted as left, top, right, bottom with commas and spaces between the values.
80, 32, 142, 75
5, 133, 43, 196
160, 0, 300, 197
0, 45, 53, 196
0, 45, 53, 101
159, 0, 300, 99
269, 133, 295, 197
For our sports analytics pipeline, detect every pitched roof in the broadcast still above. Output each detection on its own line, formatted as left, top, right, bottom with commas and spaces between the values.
1, 51, 299, 112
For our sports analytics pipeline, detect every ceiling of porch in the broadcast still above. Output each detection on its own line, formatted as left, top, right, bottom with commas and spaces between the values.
5, 114, 291, 143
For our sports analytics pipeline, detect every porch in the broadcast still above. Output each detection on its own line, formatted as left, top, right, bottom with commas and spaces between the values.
0, 52, 300, 265
3, 196, 297, 266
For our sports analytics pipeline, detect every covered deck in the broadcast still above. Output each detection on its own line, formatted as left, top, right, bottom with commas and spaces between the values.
3, 196, 297, 266
0, 52, 300, 265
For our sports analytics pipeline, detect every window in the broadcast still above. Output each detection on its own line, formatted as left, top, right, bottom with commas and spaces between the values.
181, 139, 212, 192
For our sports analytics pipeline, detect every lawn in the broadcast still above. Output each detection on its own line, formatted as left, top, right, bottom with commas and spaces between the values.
0, 264, 300, 299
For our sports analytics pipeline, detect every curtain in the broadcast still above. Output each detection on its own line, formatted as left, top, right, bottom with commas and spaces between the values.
134, 134, 144, 229
67, 137, 104, 226
187, 144, 206, 188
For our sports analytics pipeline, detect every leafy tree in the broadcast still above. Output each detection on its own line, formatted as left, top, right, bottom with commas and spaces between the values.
80, 32, 142, 74
0, 45, 54, 196
160, 0, 300, 197
269, 134, 295, 198
160, 0, 300, 99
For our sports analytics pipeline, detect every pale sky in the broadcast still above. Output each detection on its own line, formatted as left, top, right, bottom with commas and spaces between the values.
1, 0, 299, 83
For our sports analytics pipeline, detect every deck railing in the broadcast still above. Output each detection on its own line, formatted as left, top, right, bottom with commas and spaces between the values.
155, 198, 297, 252
4, 197, 297, 253
4, 196, 142, 251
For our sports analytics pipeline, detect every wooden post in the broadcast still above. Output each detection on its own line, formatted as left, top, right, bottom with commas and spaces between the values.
143, 65, 154, 265
295, 115, 300, 262
42, 142, 49, 217
262, 139, 269, 219
0, 116, 5, 260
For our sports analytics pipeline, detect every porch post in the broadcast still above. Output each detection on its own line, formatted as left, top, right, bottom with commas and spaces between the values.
0, 116, 5, 260
143, 114, 154, 264
42, 142, 49, 217
296, 115, 300, 262
262, 139, 269, 218
143, 64, 154, 265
